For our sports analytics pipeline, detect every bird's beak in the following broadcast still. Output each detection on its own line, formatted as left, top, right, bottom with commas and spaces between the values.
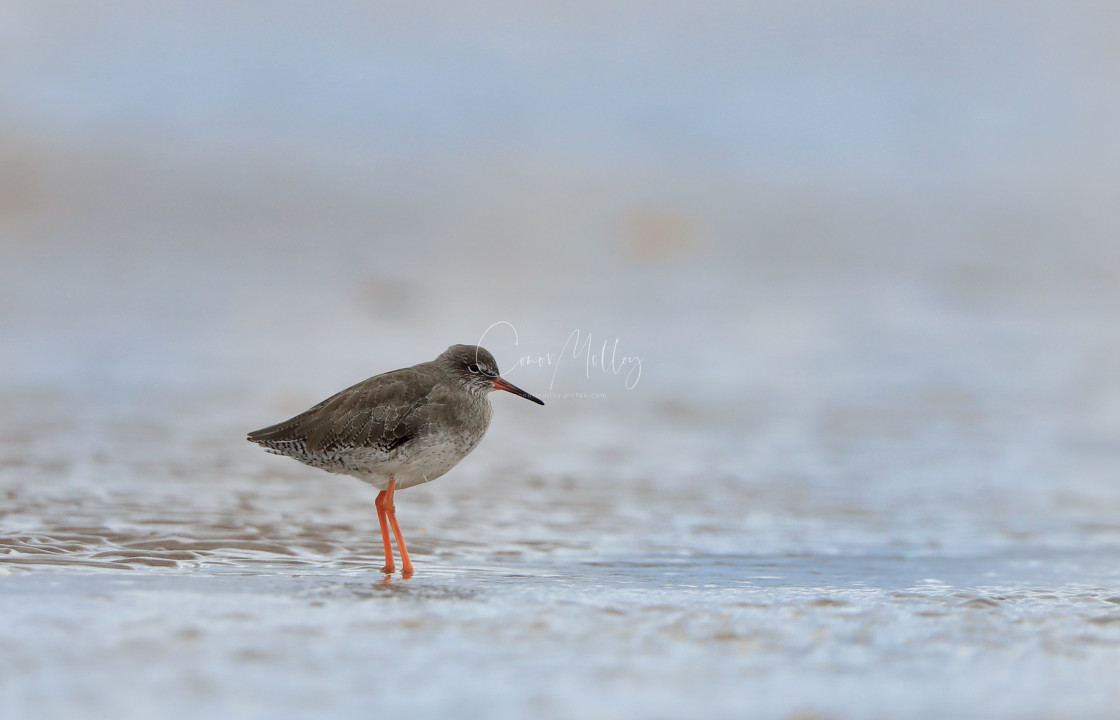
491, 376, 545, 405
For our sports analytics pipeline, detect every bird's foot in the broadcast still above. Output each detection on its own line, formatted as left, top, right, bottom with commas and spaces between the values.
381, 563, 395, 575
401, 564, 414, 579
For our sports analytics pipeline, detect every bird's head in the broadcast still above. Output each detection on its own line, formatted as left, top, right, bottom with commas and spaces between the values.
438, 344, 545, 405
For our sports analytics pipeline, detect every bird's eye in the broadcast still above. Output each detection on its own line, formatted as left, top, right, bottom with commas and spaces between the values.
467, 363, 481, 374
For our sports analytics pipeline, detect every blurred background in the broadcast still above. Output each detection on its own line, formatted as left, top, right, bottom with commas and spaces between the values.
2, 2, 1120, 718
3, 0, 1119, 543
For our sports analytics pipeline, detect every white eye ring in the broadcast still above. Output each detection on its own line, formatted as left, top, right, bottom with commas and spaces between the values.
468, 363, 481, 374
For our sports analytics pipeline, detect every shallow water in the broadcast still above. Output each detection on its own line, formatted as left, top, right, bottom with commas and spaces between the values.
3, 390, 1120, 719
3, 550, 1120, 720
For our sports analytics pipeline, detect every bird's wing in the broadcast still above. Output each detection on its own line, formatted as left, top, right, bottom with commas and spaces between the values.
247, 367, 435, 456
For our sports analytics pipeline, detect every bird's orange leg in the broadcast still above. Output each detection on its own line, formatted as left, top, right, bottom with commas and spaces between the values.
384, 477, 413, 578
374, 489, 395, 575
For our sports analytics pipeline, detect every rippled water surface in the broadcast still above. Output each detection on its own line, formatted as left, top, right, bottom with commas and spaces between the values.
4, 385, 1120, 719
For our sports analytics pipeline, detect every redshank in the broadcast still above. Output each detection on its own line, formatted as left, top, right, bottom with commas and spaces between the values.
247, 344, 544, 577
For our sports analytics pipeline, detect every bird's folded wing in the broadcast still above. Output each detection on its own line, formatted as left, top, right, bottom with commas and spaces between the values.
247, 368, 434, 456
